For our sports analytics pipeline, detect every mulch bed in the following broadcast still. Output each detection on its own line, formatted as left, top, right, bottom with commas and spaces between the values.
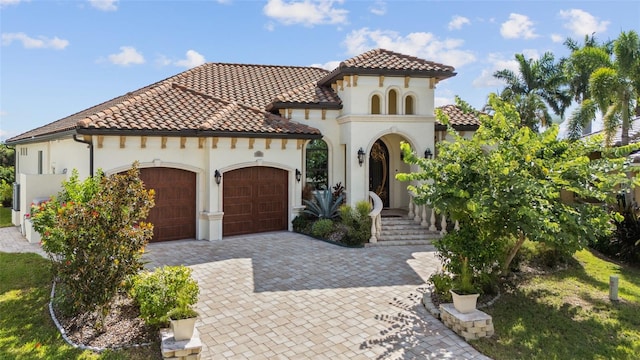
52, 292, 155, 350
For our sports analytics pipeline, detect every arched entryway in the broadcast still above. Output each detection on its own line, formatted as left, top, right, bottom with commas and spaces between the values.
222, 166, 288, 236
369, 139, 390, 207
367, 134, 414, 210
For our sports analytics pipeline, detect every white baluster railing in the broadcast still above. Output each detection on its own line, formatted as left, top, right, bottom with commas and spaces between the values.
368, 191, 383, 243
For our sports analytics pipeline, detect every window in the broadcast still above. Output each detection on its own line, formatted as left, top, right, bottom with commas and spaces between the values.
305, 139, 328, 190
371, 94, 381, 114
37, 151, 43, 174
405, 95, 414, 115
388, 89, 398, 115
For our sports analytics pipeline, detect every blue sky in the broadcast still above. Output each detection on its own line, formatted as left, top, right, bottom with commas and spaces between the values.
1, 0, 639, 141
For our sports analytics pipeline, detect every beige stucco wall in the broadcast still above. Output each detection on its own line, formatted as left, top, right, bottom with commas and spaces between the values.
13, 73, 460, 239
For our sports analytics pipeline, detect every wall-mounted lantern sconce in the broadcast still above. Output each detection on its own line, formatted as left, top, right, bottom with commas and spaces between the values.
357, 147, 366, 166
424, 148, 433, 159
214, 169, 222, 185
295, 169, 302, 182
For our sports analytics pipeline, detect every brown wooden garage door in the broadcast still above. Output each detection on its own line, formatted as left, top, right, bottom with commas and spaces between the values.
223, 167, 288, 236
139, 167, 196, 242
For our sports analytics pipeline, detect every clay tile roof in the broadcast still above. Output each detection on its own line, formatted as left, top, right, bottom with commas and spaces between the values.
77, 83, 320, 136
7, 63, 329, 143
319, 48, 456, 86
435, 104, 482, 130
582, 116, 640, 146
171, 63, 336, 111
268, 82, 342, 110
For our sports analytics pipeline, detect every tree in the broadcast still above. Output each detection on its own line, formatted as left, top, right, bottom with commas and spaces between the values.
397, 94, 639, 277
494, 52, 571, 130
563, 34, 613, 137
32, 163, 155, 327
568, 30, 640, 145
0, 144, 15, 207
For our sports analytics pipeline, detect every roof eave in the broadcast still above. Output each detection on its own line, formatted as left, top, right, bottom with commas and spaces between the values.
318, 68, 456, 86
5, 129, 78, 145
266, 102, 343, 111
75, 128, 322, 140
435, 124, 480, 131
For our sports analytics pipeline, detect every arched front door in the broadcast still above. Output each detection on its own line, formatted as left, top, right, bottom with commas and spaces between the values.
369, 140, 390, 207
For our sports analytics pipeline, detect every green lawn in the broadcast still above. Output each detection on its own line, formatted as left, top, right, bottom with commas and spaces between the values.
0, 207, 12, 228
473, 249, 640, 360
0, 252, 160, 360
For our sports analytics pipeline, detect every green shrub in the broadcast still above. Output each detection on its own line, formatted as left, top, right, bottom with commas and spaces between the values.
129, 265, 199, 327
292, 215, 311, 233
303, 188, 344, 219
338, 201, 372, 246
0, 180, 12, 208
33, 163, 154, 327
311, 218, 334, 238
428, 271, 453, 302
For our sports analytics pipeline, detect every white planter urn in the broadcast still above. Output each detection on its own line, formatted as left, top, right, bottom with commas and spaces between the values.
170, 317, 197, 341
450, 290, 479, 314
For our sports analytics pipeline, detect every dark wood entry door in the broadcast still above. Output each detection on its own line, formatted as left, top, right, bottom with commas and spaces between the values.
139, 167, 196, 242
223, 167, 288, 236
369, 140, 390, 207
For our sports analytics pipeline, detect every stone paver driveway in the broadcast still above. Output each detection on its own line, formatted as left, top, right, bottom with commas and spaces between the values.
143, 231, 489, 359
1, 226, 489, 359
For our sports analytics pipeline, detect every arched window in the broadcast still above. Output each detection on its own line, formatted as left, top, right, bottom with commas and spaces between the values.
371, 94, 381, 114
388, 89, 398, 115
405, 95, 415, 115
305, 139, 328, 190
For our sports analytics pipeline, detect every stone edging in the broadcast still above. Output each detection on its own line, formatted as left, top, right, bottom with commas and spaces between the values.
48, 281, 152, 353
421, 285, 501, 319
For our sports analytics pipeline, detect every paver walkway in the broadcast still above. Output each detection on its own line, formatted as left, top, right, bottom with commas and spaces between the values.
1, 226, 490, 359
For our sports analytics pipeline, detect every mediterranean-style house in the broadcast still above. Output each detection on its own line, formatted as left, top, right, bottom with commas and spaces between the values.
7, 48, 479, 242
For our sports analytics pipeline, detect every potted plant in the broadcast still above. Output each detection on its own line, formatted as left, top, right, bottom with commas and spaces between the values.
167, 289, 199, 341
449, 257, 479, 313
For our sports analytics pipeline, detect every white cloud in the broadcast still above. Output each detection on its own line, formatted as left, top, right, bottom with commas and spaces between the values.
88, 0, 117, 11
263, 0, 348, 27
309, 60, 340, 71
1, 32, 69, 50
435, 96, 453, 108
0, 0, 28, 7
559, 9, 609, 37
108, 46, 145, 66
174, 50, 206, 68
472, 53, 520, 88
500, 13, 538, 39
448, 15, 470, 30
550, 33, 564, 43
343, 28, 476, 69
369, 0, 386, 16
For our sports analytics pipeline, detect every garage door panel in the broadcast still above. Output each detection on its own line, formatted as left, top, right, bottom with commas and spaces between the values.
139, 167, 196, 242
223, 167, 287, 236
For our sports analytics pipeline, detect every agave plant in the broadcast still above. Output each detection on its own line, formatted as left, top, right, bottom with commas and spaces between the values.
303, 188, 344, 219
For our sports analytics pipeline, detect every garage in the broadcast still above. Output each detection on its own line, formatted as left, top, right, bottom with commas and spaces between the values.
223, 167, 288, 236
139, 167, 196, 242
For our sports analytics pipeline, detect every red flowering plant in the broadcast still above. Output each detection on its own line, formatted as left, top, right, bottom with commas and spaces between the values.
32, 163, 155, 328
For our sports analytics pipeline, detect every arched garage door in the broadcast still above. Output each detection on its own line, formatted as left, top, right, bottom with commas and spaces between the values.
223, 167, 288, 236
139, 167, 196, 242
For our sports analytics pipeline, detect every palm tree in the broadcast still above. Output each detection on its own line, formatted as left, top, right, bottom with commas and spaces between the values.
494, 52, 571, 131
571, 30, 640, 145
563, 34, 614, 137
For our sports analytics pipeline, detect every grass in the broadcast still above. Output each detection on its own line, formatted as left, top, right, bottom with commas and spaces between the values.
473, 249, 640, 360
0, 252, 160, 360
0, 207, 12, 228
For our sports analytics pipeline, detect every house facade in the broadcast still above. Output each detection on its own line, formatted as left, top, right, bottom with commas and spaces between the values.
7, 49, 478, 242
